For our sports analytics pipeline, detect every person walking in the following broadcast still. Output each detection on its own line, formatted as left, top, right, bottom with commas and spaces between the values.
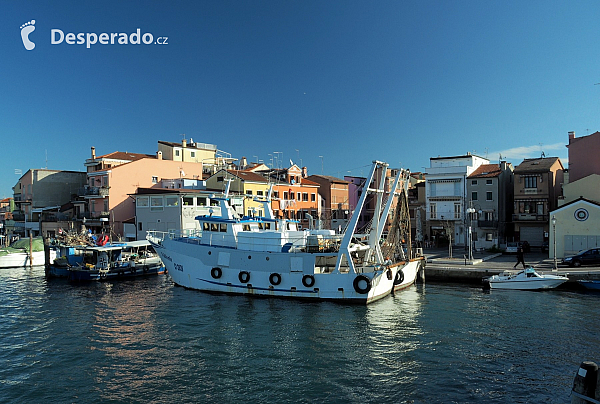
514, 245, 526, 269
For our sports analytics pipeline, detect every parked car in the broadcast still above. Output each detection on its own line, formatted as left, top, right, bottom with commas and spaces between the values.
562, 248, 600, 267
505, 241, 530, 254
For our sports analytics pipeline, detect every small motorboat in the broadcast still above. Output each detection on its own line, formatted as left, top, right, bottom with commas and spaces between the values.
483, 267, 568, 290
578, 280, 600, 290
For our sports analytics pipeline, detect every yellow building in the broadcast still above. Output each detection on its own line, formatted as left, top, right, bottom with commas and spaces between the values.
205, 169, 270, 217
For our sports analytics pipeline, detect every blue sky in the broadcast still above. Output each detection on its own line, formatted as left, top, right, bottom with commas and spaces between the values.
2, 1, 599, 198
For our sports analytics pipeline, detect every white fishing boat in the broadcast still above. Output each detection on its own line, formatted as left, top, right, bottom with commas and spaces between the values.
483, 267, 568, 290
0, 237, 55, 268
148, 160, 423, 304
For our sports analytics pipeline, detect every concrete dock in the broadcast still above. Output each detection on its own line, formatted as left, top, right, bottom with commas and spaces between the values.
422, 247, 600, 289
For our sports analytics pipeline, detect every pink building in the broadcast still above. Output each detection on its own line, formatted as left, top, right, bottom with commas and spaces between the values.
566, 131, 600, 182
84, 147, 205, 238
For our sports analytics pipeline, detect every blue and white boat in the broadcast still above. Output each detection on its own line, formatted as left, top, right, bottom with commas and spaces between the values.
65, 240, 165, 281
148, 160, 423, 304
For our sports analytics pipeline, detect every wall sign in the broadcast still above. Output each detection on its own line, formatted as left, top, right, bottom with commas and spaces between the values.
574, 208, 589, 221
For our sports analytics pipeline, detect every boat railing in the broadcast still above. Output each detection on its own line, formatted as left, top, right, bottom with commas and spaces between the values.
146, 230, 343, 252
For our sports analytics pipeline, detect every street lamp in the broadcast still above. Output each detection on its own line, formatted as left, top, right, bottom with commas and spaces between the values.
552, 215, 557, 270
466, 204, 476, 261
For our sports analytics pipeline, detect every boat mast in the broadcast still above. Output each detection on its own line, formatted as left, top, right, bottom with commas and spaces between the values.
371, 168, 403, 263
333, 161, 380, 274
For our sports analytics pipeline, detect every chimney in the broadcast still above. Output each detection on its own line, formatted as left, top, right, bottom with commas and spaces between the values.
568, 131, 575, 143
91, 146, 96, 159
182, 138, 187, 148
302, 167, 308, 178
240, 156, 248, 169
157, 151, 163, 160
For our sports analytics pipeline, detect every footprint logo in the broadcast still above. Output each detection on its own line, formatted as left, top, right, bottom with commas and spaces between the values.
20, 20, 36, 51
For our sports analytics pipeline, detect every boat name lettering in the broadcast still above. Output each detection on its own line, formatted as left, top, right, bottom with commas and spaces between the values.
161, 253, 173, 262
174, 263, 184, 272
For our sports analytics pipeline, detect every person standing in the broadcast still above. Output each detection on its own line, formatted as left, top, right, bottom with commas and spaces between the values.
514, 245, 526, 269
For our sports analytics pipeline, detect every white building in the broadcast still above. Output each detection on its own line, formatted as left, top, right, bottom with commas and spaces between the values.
425, 153, 489, 247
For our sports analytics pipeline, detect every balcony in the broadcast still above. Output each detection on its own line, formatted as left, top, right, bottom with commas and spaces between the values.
512, 213, 548, 222
79, 185, 109, 197
477, 219, 498, 228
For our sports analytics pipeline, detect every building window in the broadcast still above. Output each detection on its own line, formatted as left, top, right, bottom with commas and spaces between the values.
191, 151, 195, 158
471, 180, 478, 185
137, 197, 149, 207
283, 191, 288, 199
273, 191, 279, 199
152, 176, 158, 184
524, 176, 537, 188
472, 192, 478, 201
150, 196, 163, 211
183, 197, 194, 206
198, 197, 207, 206
138, 222, 143, 231
454, 203, 461, 219
257, 190, 264, 196
166, 196, 178, 207
246, 190, 253, 195
302, 193, 308, 201
311, 193, 316, 202
486, 233, 493, 241
175, 150, 180, 157
430, 203, 436, 219
486, 191, 493, 201
217, 176, 224, 182
486, 179, 493, 185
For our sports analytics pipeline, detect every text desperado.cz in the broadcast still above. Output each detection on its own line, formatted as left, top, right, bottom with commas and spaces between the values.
51, 29, 168, 48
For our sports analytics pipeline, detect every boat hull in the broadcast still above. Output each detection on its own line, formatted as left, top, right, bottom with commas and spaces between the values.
68, 259, 165, 281
392, 259, 423, 292
0, 250, 55, 268
153, 238, 402, 304
488, 276, 568, 290
578, 280, 600, 290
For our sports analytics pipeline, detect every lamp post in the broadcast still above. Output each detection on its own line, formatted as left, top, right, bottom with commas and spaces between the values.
466, 205, 476, 261
552, 215, 557, 270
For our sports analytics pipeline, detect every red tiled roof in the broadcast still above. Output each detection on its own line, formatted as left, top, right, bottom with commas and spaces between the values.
96, 151, 155, 161
468, 164, 502, 178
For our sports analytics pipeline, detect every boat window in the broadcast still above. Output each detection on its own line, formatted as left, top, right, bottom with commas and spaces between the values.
211, 223, 219, 232
264, 223, 271, 230
258, 223, 263, 230
198, 197, 207, 206
203, 223, 210, 231
243, 224, 250, 231
183, 197, 194, 206
220, 223, 227, 232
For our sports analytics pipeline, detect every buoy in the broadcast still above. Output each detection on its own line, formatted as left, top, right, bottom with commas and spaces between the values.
571, 361, 599, 403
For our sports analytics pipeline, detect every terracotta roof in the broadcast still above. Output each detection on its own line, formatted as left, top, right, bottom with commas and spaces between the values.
468, 164, 502, 179
514, 157, 563, 173
225, 170, 269, 183
96, 151, 154, 161
306, 174, 350, 184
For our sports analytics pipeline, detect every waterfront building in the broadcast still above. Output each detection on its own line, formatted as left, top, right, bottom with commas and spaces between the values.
561, 131, 600, 206
205, 169, 270, 218
466, 161, 514, 250
512, 157, 564, 248
83, 146, 205, 239
306, 174, 350, 232
12, 169, 87, 238
133, 181, 244, 240
408, 173, 426, 246
549, 197, 600, 259
424, 153, 489, 248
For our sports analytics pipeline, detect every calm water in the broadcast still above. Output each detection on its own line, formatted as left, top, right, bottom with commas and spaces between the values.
1, 267, 599, 403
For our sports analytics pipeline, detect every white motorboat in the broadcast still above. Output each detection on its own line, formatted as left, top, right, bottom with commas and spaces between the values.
148, 160, 423, 304
0, 237, 55, 268
484, 267, 568, 290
